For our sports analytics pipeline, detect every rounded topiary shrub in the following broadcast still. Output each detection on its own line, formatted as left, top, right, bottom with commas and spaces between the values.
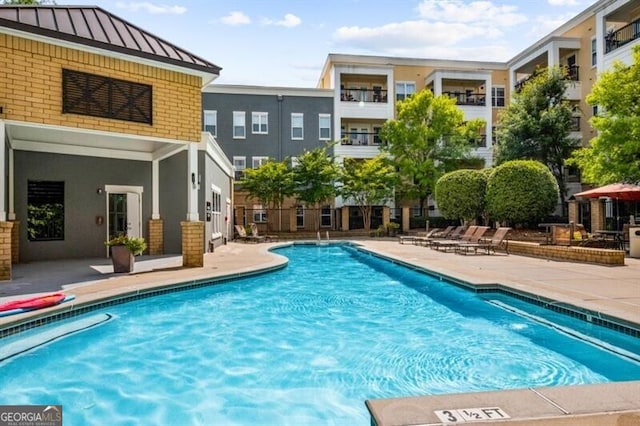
435, 169, 487, 222
485, 160, 559, 225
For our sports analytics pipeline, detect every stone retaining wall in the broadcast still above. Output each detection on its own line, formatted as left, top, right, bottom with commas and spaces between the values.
507, 241, 625, 266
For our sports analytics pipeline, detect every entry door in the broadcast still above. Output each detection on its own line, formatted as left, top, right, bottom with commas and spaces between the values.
107, 191, 142, 239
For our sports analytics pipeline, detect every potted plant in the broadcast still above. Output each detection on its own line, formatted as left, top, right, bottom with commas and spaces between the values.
386, 222, 400, 237
105, 234, 147, 273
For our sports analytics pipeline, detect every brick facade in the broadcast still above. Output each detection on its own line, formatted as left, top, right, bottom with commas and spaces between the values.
0, 33, 202, 142
148, 219, 164, 256
181, 221, 204, 267
10, 220, 19, 264
0, 222, 14, 280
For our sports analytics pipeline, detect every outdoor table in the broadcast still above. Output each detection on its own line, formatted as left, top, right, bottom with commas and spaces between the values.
593, 230, 624, 250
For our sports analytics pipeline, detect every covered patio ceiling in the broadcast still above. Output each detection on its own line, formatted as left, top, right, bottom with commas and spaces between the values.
4, 120, 188, 162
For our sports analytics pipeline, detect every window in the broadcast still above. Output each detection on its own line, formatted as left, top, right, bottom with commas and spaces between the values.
291, 113, 304, 140
233, 156, 246, 180
319, 114, 331, 140
252, 156, 269, 168
253, 204, 267, 223
296, 205, 304, 228
321, 205, 332, 228
62, 69, 152, 125
211, 188, 222, 235
373, 126, 382, 145
204, 110, 217, 136
592, 105, 598, 117
252, 112, 268, 134
396, 81, 416, 101
591, 37, 597, 67
27, 181, 64, 241
233, 111, 246, 139
492, 86, 505, 107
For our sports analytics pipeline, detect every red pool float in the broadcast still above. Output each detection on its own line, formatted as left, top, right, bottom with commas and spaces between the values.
0, 292, 66, 312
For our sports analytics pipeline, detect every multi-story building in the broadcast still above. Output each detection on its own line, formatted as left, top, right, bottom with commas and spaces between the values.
0, 5, 233, 277
202, 85, 334, 231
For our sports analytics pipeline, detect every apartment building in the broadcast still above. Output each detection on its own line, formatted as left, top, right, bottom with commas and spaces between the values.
202, 85, 334, 231
0, 5, 232, 277
315, 0, 639, 217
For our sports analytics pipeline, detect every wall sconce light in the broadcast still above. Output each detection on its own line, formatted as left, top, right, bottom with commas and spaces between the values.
191, 172, 196, 189
96, 188, 103, 195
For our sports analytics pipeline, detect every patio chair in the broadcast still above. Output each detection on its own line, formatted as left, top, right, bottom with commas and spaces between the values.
398, 228, 441, 245
455, 227, 511, 255
234, 224, 264, 243
250, 223, 277, 242
431, 226, 488, 252
417, 225, 466, 247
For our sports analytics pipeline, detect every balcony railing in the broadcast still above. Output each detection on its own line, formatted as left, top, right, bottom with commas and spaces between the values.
340, 131, 381, 146
514, 64, 580, 92
443, 91, 486, 106
340, 88, 388, 103
605, 19, 640, 53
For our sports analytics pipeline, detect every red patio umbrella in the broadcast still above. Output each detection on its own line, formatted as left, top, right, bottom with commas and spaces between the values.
573, 183, 640, 201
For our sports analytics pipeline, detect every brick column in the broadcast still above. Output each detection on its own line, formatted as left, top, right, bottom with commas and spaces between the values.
401, 207, 410, 233
567, 200, 579, 226
10, 220, 19, 264
590, 198, 605, 232
289, 207, 297, 232
341, 207, 349, 231
181, 221, 204, 268
148, 219, 164, 255
382, 206, 390, 227
0, 221, 14, 280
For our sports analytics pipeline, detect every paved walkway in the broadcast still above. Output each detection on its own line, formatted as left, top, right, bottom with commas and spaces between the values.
1, 239, 639, 425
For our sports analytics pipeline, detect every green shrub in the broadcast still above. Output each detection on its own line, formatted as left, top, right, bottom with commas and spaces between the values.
435, 169, 487, 222
105, 235, 147, 256
486, 160, 559, 225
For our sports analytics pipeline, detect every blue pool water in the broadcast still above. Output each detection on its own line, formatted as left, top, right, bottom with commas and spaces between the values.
1, 244, 639, 425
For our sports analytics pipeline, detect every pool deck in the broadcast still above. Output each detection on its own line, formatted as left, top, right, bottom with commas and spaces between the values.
1, 239, 639, 425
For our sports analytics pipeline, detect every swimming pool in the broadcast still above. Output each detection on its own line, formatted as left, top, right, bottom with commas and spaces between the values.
1, 244, 639, 425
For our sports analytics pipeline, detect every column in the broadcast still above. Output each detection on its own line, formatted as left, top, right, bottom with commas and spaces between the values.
590, 198, 605, 232
401, 207, 410, 233
341, 207, 349, 231
181, 221, 204, 268
148, 219, 164, 255
567, 199, 579, 225
0, 222, 13, 280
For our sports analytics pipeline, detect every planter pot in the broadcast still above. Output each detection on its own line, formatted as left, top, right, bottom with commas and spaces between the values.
110, 245, 135, 273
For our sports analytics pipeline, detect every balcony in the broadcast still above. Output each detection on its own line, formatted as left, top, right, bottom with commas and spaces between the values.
605, 19, 640, 54
444, 91, 486, 106
514, 65, 580, 93
340, 88, 388, 103
341, 131, 381, 146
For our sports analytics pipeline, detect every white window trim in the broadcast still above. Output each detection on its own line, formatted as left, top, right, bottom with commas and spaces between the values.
291, 113, 304, 140
252, 156, 269, 168
252, 111, 269, 135
233, 111, 246, 139
211, 186, 222, 238
591, 36, 597, 68
396, 81, 416, 101
491, 86, 505, 108
204, 110, 217, 136
319, 113, 331, 140
253, 204, 267, 223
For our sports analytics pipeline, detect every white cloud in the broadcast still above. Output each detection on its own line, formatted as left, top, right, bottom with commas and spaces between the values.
274, 13, 302, 28
547, 0, 578, 5
220, 11, 251, 26
416, 0, 527, 27
115, 2, 186, 15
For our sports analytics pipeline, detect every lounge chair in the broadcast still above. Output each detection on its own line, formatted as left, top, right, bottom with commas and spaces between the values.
432, 226, 489, 252
417, 225, 465, 247
234, 224, 264, 243
398, 228, 441, 245
455, 227, 511, 255
250, 222, 278, 242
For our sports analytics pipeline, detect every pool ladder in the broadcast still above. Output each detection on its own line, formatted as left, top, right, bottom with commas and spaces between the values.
317, 231, 330, 245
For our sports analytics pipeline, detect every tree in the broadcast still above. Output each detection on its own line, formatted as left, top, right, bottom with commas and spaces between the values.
239, 160, 294, 231
293, 144, 340, 231
339, 155, 397, 231
379, 89, 484, 216
495, 66, 580, 212
485, 160, 559, 225
568, 46, 640, 185
434, 169, 487, 224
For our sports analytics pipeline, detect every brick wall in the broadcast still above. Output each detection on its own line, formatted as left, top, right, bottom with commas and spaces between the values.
0, 222, 14, 280
148, 219, 164, 255
181, 221, 204, 267
0, 33, 202, 142
508, 240, 625, 266
10, 220, 19, 264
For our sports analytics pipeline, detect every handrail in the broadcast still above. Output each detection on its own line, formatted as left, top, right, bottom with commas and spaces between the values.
605, 19, 640, 53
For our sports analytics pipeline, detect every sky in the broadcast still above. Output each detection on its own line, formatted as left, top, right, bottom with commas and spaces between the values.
60, 0, 600, 87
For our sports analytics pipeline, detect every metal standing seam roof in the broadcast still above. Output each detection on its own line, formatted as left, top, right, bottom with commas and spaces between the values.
0, 5, 221, 76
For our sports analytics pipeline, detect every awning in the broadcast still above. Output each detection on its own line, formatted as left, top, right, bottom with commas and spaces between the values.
574, 183, 640, 201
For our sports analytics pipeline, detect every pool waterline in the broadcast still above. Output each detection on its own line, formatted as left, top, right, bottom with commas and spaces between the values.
1, 243, 639, 425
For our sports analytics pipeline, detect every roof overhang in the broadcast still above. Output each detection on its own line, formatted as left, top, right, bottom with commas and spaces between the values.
5, 120, 188, 162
